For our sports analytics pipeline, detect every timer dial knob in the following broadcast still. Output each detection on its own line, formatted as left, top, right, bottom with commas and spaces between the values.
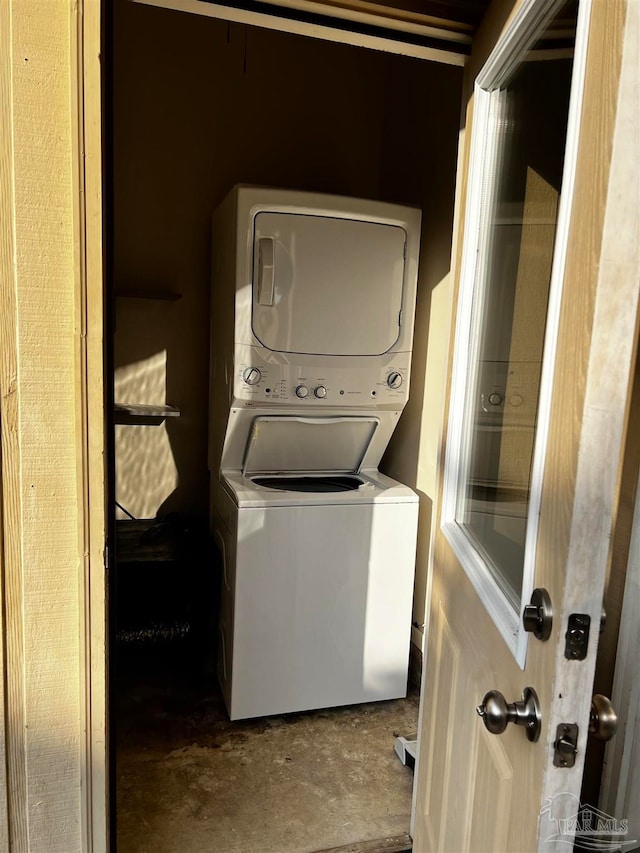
295, 385, 309, 398
387, 371, 403, 390
243, 367, 262, 386
314, 385, 327, 399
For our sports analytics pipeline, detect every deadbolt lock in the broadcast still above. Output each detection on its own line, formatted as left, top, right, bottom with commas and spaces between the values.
522, 588, 553, 640
476, 687, 541, 742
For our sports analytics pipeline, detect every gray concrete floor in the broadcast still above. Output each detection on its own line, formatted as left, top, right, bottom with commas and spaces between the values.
116, 657, 418, 853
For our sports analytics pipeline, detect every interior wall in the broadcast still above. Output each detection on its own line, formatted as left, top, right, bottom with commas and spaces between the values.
379, 60, 463, 647
113, 0, 463, 526
113, 0, 391, 519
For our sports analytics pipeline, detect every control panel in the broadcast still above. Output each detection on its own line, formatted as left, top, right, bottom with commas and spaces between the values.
230, 346, 410, 407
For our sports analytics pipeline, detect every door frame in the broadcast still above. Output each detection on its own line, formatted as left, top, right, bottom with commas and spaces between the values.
68, 0, 638, 851
73, 0, 109, 849
0, 0, 107, 849
599, 462, 640, 841
535, 0, 638, 839
594, 1, 640, 831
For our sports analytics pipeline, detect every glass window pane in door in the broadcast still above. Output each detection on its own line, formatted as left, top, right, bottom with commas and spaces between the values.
457, 7, 576, 608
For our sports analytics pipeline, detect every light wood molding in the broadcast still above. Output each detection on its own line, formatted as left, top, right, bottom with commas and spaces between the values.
249, 0, 477, 41
0, 0, 107, 849
0, 0, 28, 842
71, 0, 108, 849
537, 0, 638, 840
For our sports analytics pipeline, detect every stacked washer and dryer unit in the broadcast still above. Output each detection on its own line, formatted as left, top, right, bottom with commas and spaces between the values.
209, 186, 421, 721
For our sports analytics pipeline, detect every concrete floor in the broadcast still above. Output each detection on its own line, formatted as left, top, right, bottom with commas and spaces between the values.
116, 655, 418, 853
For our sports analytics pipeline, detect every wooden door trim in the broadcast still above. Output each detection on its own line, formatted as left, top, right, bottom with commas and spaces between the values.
1, 0, 107, 848
71, 0, 108, 849
537, 0, 638, 845
0, 0, 26, 842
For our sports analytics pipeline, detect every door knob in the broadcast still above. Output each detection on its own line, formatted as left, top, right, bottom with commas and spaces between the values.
589, 694, 617, 741
476, 687, 541, 742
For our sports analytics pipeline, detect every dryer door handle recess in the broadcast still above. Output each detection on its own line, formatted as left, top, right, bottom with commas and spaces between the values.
257, 237, 275, 306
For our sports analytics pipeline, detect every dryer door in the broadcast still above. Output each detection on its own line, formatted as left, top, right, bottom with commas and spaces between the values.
252, 212, 407, 356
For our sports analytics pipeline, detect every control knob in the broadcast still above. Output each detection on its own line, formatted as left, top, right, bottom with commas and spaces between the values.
295, 385, 309, 399
243, 367, 262, 386
387, 372, 403, 390
314, 385, 327, 399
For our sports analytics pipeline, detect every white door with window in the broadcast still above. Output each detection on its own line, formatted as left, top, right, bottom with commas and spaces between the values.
412, 0, 638, 850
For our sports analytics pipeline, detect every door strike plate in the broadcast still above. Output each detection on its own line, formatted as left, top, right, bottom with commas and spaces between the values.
554, 723, 579, 768
564, 613, 590, 660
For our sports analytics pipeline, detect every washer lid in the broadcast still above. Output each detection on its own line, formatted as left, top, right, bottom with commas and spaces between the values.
242, 416, 379, 475
252, 212, 407, 356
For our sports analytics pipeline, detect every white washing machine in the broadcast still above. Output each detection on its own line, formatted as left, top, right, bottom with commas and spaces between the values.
209, 186, 421, 720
